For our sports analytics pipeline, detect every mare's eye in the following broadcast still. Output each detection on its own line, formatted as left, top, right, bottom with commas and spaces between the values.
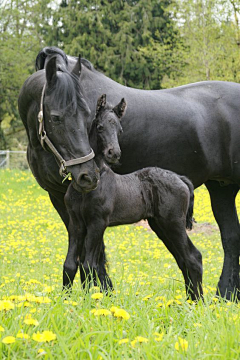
97, 124, 104, 132
51, 115, 61, 124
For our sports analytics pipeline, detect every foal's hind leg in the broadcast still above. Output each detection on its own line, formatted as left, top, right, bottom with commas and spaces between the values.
205, 181, 240, 301
148, 218, 203, 300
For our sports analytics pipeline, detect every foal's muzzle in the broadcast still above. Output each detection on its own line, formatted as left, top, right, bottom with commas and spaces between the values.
103, 146, 121, 164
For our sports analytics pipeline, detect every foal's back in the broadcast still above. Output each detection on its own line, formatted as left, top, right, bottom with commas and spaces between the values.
79, 165, 190, 228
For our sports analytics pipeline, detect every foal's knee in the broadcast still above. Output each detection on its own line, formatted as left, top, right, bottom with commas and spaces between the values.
63, 259, 78, 276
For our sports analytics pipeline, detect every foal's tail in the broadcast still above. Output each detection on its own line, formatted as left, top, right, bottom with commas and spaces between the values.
180, 176, 194, 230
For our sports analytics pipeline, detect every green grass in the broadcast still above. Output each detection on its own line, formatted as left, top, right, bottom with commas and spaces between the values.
0, 169, 239, 359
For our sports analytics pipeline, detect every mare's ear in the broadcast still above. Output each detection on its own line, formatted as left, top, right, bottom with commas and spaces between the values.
45, 56, 57, 86
113, 98, 127, 119
96, 94, 107, 114
72, 54, 81, 77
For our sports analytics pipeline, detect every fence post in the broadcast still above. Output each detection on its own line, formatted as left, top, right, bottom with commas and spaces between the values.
6, 150, 10, 168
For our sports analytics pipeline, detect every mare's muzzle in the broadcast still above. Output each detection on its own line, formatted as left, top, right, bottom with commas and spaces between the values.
70, 159, 100, 193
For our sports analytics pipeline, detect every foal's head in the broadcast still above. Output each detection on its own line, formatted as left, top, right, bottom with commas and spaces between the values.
94, 94, 127, 164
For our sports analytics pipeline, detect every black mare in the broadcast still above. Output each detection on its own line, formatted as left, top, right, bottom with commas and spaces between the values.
20, 47, 240, 300
64, 95, 203, 300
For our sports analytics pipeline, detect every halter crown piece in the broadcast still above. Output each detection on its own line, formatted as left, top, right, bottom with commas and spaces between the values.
38, 83, 95, 178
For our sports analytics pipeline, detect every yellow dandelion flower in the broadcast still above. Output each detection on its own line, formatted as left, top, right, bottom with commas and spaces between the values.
35, 296, 51, 304
175, 337, 188, 352
166, 299, 174, 307
0, 300, 15, 311
154, 332, 164, 342
93, 309, 111, 316
16, 303, 24, 308
37, 348, 46, 355
16, 332, 30, 340
175, 295, 183, 299
23, 301, 32, 307
24, 316, 39, 326
63, 300, 78, 306
43, 286, 54, 293
174, 299, 182, 305
142, 294, 153, 301
113, 308, 130, 320
193, 323, 202, 328
110, 306, 118, 314
155, 296, 166, 302
2, 336, 16, 344
0, 326, 4, 332
32, 330, 56, 342
131, 336, 148, 347
91, 293, 103, 300
118, 338, 129, 345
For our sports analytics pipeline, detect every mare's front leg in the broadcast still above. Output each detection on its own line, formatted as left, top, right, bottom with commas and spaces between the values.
148, 218, 203, 301
63, 187, 86, 291
205, 181, 240, 301
82, 219, 113, 292
49, 192, 69, 230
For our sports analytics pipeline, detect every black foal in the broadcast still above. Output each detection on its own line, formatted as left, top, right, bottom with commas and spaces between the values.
64, 95, 203, 300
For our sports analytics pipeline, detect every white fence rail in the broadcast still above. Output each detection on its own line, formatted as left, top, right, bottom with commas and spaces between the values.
0, 150, 29, 170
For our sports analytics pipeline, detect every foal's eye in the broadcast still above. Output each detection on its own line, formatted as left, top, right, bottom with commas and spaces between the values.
97, 124, 104, 132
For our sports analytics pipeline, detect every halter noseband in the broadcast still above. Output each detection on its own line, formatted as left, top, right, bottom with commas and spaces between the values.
38, 83, 95, 178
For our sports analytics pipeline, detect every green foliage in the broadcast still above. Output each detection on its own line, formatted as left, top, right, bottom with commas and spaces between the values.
0, 0, 54, 149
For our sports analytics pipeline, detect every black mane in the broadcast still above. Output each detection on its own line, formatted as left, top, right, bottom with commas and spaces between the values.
35, 46, 68, 71
35, 47, 95, 73
47, 68, 90, 116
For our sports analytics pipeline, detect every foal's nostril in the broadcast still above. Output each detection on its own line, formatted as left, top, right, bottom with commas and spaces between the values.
108, 148, 114, 156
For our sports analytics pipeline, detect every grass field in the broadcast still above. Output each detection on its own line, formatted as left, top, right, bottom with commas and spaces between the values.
0, 169, 239, 359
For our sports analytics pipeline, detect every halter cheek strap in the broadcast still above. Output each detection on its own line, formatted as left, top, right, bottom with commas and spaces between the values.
38, 83, 95, 177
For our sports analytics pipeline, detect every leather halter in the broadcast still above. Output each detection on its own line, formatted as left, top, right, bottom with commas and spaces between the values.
38, 83, 95, 177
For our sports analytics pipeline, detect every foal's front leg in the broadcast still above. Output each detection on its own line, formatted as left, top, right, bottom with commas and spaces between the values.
63, 216, 87, 291
82, 219, 113, 292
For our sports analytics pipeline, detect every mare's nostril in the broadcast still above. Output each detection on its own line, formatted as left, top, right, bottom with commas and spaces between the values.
78, 173, 91, 185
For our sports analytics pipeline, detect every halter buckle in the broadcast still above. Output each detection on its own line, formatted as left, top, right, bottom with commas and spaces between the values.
38, 110, 43, 123
59, 161, 67, 177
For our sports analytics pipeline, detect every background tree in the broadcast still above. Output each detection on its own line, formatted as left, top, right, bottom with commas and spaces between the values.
159, 0, 240, 87
0, 0, 53, 149
56, 0, 180, 89
0, 0, 240, 150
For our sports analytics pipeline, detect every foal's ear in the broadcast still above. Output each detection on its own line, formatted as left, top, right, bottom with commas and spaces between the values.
96, 94, 107, 114
113, 98, 127, 119
45, 56, 57, 86
71, 54, 81, 77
